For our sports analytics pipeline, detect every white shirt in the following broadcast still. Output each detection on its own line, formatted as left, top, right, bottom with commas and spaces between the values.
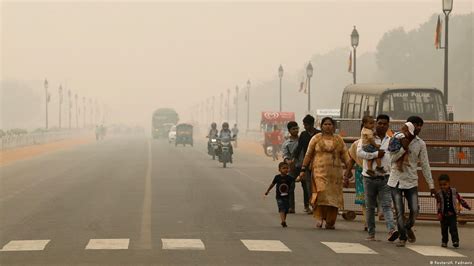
357, 134, 391, 177
387, 136, 434, 190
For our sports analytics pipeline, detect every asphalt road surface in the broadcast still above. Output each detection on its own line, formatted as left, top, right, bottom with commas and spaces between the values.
1, 136, 473, 265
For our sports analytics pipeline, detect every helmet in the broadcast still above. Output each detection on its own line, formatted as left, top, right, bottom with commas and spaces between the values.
222, 122, 229, 129
211, 122, 217, 128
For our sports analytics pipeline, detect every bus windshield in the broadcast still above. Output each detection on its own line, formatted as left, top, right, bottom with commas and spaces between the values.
381, 90, 445, 120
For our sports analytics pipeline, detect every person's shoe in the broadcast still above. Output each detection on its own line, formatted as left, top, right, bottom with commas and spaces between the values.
396, 240, 406, 247
304, 207, 311, 213
325, 225, 335, 230
288, 208, 295, 214
316, 221, 323, 228
387, 229, 400, 242
453, 242, 459, 248
364, 226, 368, 231
366, 169, 376, 177
281, 222, 287, 228
407, 229, 416, 243
366, 236, 376, 241
441, 242, 448, 248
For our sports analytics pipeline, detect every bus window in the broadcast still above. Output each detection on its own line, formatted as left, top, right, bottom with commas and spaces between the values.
347, 93, 356, 118
381, 91, 445, 120
354, 94, 362, 118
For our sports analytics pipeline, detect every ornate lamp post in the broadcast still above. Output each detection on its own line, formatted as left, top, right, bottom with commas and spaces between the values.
306, 62, 313, 113
44, 79, 49, 129
278, 65, 284, 111
58, 85, 63, 129
246, 80, 251, 132
442, 0, 453, 107
351, 26, 359, 84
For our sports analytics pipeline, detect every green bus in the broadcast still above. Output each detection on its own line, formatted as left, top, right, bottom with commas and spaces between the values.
340, 83, 447, 121
152, 108, 179, 139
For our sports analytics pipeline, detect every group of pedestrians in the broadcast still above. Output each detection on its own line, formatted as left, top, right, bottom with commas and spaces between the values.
264, 114, 470, 248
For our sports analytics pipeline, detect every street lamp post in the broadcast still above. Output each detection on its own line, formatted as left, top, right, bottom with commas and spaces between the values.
58, 85, 63, 129
278, 65, 284, 112
44, 79, 49, 130
227, 88, 230, 122
246, 80, 251, 132
212, 96, 215, 122
220, 92, 223, 122
235, 86, 239, 126
351, 26, 359, 84
306, 62, 313, 113
443, 0, 453, 108
75, 94, 78, 128
68, 90, 72, 129
82, 97, 86, 128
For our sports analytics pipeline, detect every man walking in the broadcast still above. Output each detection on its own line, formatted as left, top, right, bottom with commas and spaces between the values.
293, 115, 320, 214
388, 116, 436, 247
356, 114, 399, 241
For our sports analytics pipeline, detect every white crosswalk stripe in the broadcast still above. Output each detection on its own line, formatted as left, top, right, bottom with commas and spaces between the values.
1, 240, 50, 251
407, 245, 467, 257
85, 239, 130, 250
322, 242, 378, 254
161, 239, 205, 250
241, 240, 291, 252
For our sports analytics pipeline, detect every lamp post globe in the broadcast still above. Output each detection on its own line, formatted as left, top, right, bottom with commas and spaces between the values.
351, 26, 359, 48
306, 62, 313, 78
443, 0, 453, 15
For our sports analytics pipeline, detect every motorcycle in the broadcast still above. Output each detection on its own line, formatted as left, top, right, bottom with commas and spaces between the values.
208, 137, 219, 160
218, 137, 233, 168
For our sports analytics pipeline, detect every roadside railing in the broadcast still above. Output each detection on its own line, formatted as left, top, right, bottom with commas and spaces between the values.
0, 130, 91, 151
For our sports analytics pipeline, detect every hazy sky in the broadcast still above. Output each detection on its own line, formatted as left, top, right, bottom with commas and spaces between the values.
1, 0, 472, 126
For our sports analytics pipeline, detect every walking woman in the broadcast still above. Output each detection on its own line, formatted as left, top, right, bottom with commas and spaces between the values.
345, 139, 367, 231
298, 117, 351, 229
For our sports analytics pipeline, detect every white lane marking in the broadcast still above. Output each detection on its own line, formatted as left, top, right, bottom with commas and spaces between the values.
161, 239, 205, 250
1, 240, 50, 251
407, 245, 466, 257
137, 139, 152, 249
85, 239, 130, 250
241, 240, 291, 252
322, 242, 378, 254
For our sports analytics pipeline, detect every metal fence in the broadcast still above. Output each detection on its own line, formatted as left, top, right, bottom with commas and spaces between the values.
342, 189, 474, 223
336, 119, 474, 142
0, 130, 91, 150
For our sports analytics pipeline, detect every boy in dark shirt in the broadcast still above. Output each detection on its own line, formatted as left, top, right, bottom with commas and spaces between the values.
435, 174, 471, 248
264, 162, 302, 227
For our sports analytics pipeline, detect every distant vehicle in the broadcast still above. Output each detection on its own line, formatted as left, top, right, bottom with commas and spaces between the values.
260, 112, 295, 157
168, 125, 177, 143
152, 108, 179, 138
340, 83, 447, 121
175, 123, 193, 147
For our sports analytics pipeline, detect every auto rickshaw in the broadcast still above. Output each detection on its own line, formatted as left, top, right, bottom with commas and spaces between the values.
261, 112, 295, 157
175, 123, 193, 147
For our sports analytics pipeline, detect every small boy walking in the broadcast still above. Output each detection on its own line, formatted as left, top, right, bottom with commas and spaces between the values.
435, 174, 471, 248
264, 162, 301, 227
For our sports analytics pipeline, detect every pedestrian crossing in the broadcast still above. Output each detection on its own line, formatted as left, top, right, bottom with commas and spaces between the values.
0, 238, 469, 257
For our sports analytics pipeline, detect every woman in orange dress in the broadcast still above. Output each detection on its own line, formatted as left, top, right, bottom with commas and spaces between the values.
298, 117, 351, 229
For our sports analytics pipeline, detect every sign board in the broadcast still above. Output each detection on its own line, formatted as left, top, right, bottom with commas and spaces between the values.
446, 105, 454, 114
316, 109, 340, 117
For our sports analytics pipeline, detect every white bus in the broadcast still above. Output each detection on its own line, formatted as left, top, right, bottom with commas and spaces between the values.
339, 83, 447, 121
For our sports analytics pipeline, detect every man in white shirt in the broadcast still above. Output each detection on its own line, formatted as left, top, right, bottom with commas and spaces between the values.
357, 114, 398, 242
388, 116, 436, 247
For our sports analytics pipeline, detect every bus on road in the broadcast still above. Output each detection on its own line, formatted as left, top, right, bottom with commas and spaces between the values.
340, 83, 447, 121
152, 108, 179, 139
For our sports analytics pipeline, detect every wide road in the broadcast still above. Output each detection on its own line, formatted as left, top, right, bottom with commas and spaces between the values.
1, 136, 473, 265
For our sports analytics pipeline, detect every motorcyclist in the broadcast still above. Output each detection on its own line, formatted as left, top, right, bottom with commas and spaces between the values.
231, 124, 239, 147
207, 122, 219, 154
218, 122, 234, 162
